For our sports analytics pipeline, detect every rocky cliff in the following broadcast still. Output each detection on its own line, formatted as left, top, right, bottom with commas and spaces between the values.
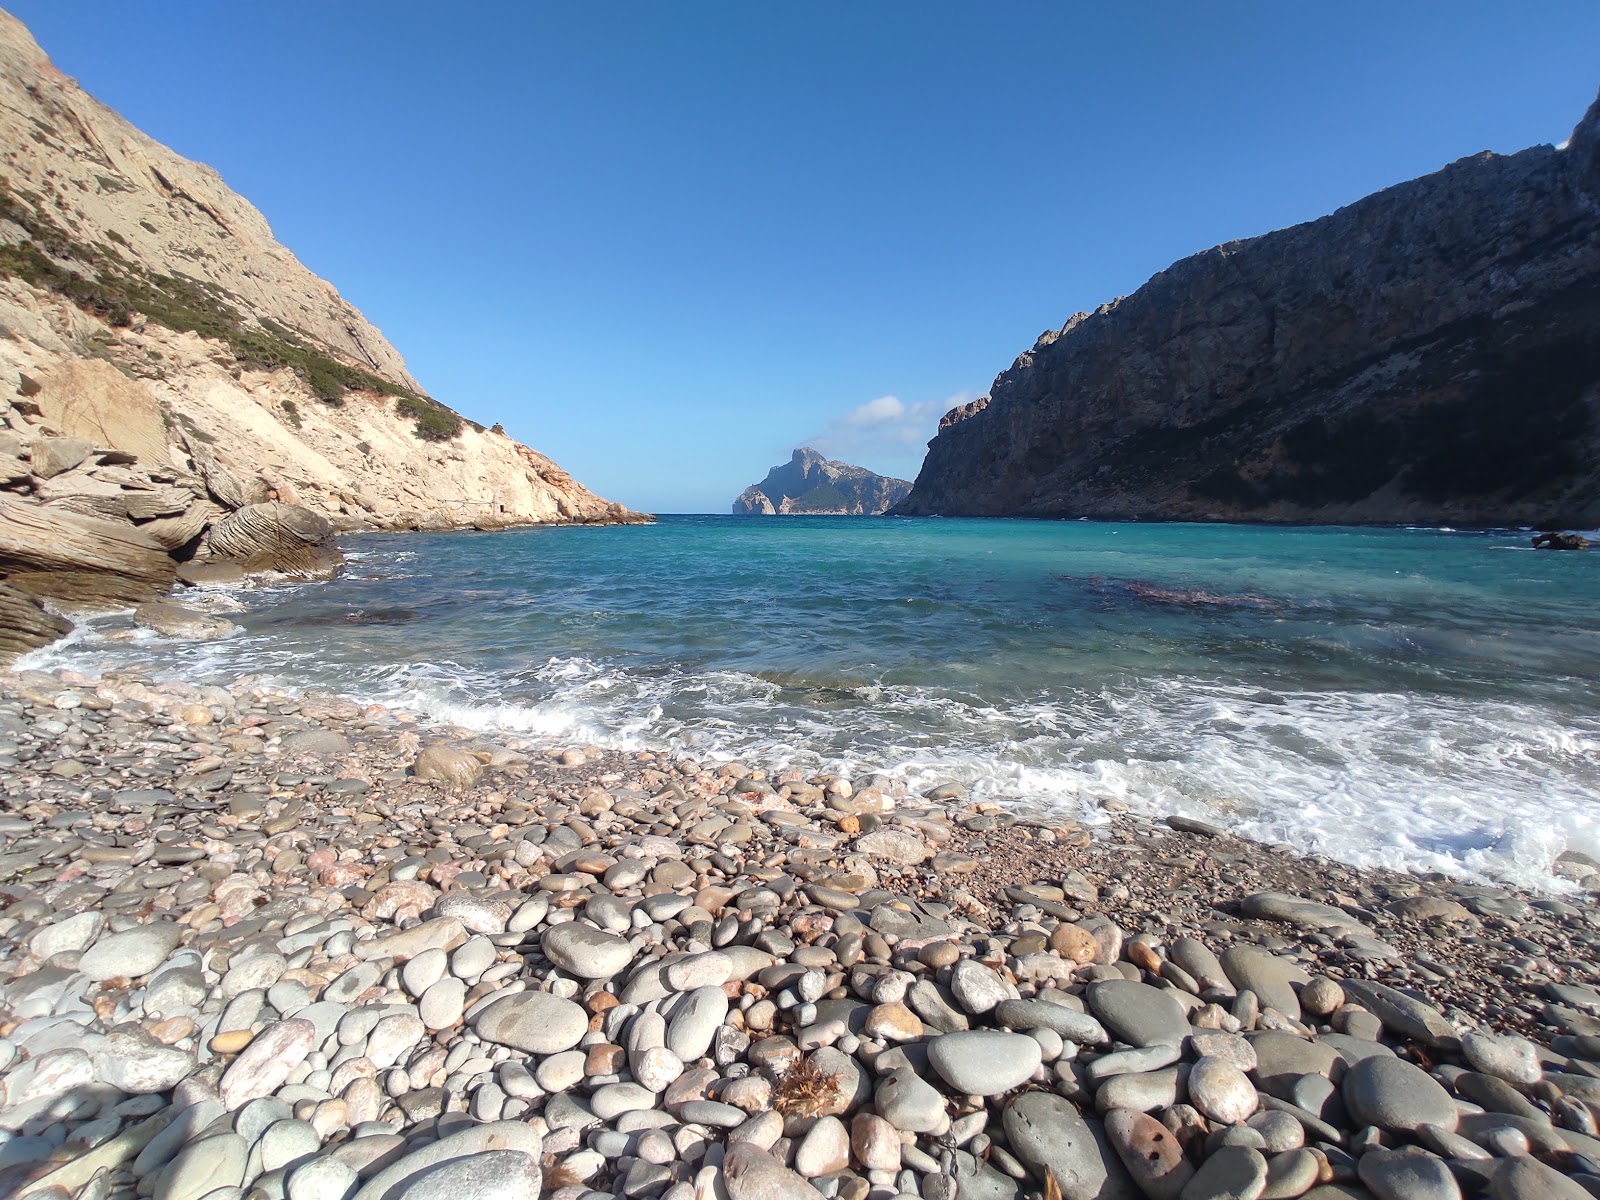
733, 448, 911, 515
0, 9, 642, 653
896, 90, 1600, 525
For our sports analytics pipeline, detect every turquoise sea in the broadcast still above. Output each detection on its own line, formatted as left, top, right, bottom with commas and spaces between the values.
30, 516, 1600, 890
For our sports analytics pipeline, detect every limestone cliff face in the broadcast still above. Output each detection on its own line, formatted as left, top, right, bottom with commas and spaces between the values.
733, 448, 911, 515
0, 8, 639, 539
896, 90, 1600, 525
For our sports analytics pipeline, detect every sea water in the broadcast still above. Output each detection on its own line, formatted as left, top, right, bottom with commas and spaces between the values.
28, 516, 1600, 890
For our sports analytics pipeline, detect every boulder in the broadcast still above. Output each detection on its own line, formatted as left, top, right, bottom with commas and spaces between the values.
195, 501, 341, 578
1533, 531, 1589, 550
133, 601, 238, 640
0, 581, 71, 660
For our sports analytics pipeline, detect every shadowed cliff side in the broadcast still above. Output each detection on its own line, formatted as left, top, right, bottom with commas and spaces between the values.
896, 90, 1600, 526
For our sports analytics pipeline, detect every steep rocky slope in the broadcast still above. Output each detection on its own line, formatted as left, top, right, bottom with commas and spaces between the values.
0, 9, 641, 652
734, 448, 911, 515
896, 91, 1600, 525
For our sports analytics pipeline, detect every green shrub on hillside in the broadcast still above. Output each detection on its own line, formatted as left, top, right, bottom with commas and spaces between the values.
0, 176, 468, 442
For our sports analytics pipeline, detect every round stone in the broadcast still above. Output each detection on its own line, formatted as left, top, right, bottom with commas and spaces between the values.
950, 961, 1010, 1016
850, 1113, 900, 1172
875, 1068, 946, 1134
794, 1116, 850, 1178
542, 923, 635, 979
1182, 1146, 1267, 1200
1086, 980, 1191, 1047
1342, 1054, 1459, 1134
927, 1031, 1042, 1097
288, 1156, 359, 1200
419, 977, 466, 1030
1461, 1031, 1542, 1086
1187, 1055, 1258, 1125
1003, 1092, 1132, 1200
1300, 977, 1345, 1018
79, 922, 183, 981
472, 992, 588, 1055
434, 893, 512, 935
667, 986, 730, 1061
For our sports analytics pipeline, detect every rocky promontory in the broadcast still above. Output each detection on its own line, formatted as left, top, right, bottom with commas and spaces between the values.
0, 10, 642, 657
896, 90, 1600, 525
734, 449, 911, 516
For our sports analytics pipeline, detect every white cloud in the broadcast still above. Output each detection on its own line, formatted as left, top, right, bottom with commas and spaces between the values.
804, 391, 976, 473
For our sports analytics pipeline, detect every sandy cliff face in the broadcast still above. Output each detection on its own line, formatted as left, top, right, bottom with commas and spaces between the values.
0, 8, 636, 544
897, 91, 1600, 525
733, 448, 911, 515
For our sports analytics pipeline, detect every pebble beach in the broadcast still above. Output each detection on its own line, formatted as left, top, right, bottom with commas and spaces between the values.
0, 666, 1598, 1200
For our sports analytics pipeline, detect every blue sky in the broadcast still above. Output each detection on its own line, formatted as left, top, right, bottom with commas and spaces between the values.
9, 3, 1600, 512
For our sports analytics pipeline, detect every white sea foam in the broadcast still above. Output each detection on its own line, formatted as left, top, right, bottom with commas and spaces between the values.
292, 654, 1600, 892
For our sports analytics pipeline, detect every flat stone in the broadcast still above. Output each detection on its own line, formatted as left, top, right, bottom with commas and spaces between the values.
1087, 980, 1192, 1047
1357, 1149, 1461, 1200
281, 730, 350, 758
28, 910, 104, 960
995, 998, 1109, 1044
1178, 1145, 1267, 1200
434, 893, 512, 935
1488, 1157, 1592, 1200
542, 922, 635, 979
1005, 1092, 1139, 1200
723, 1143, 826, 1200
1219, 947, 1306, 1021
219, 1018, 316, 1109
951, 961, 1010, 1016
287, 1156, 359, 1200
93, 1029, 193, 1094
1341, 1054, 1458, 1134
472, 991, 588, 1055
853, 829, 930, 865
350, 1122, 544, 1200
1240, 893, 1373, 937
928, 1030, 1042, 1096
1339, 979, 1459, 1049
155, 1133, 248, 1200
79, 922, 183, 980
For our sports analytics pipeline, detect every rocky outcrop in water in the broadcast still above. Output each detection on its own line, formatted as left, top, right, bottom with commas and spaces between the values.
734, 448, 911, 515
0, 11, 643, 656
896, 90, 1600, 525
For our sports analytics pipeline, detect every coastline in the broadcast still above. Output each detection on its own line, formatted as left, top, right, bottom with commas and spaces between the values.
2, 663, 1597, 1199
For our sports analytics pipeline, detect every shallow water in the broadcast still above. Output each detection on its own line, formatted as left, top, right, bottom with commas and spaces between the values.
29, 516, 1600, 890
